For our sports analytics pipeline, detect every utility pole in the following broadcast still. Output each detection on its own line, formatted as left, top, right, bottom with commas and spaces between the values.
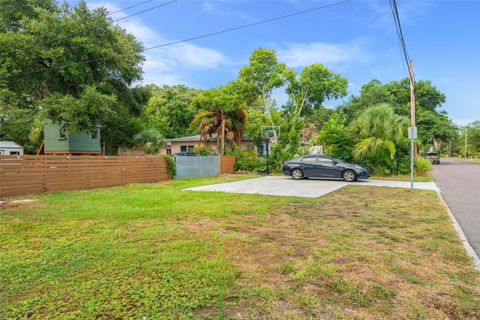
409, 60, 416, 190
465, 127, 468, 158
265, 138, 269, 176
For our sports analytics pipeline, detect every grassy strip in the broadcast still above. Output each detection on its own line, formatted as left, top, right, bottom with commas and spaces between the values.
448, 157, 480, 164
1, 176, 479, 319
370, 174, 433, 182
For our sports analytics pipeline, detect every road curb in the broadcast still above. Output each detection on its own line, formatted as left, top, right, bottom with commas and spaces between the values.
435, 188, 480, 271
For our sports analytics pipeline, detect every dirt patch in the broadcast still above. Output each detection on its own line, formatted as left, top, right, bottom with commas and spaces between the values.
0, 199, 39, 210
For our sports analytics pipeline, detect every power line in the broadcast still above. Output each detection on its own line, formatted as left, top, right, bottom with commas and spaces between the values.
114, 0, 178, 22
143, 0, 351, 52
1, 0, 178, 57
108, 0, 155, 16
0, 0, 351, 80
389, 0, 414, 83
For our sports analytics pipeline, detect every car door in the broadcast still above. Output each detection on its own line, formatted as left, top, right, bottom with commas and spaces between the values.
301, 156, 319, 177
316, 157, 341, 178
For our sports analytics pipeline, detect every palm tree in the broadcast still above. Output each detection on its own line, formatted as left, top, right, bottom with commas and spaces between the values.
191, 84, 248, 155
133, 129, 165, 154
351, 103, 409, 170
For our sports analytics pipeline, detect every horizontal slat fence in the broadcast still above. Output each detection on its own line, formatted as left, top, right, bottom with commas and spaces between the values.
220, 156, 236, 174
0, 155, 169, 197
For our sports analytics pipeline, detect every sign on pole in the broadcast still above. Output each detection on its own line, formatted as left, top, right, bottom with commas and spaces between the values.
408, 127, 417, 139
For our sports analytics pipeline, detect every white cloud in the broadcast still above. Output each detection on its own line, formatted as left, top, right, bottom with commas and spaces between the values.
277, 41, 370, 69
201, 1, 217, 13
200, 0, 252, 20
87, 1, 230, 86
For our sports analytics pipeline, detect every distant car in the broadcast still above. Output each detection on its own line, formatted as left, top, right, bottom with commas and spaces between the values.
425, 152, 440, 164
174, 152, 196, 156
282, 155, 370, 182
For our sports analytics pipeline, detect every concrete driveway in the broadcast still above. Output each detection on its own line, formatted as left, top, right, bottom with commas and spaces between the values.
186, 176, 438, 198
432, 159, 480, 257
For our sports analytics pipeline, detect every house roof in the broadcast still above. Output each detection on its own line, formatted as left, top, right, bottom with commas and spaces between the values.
0, 141, 23, 149
166, 134, 253, 143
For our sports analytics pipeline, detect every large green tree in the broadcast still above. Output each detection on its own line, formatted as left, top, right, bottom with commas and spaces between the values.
0, 0, 145, 152
285, 64, 348, 117
238, 48, 287, 131
459, 121, 480, 156
191, 83, 248, 155
340, 79, 446, 118
339, 78, 456, 152
144, 85, 202, 139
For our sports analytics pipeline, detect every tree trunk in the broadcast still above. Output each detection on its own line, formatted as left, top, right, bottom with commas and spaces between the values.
220, 111, 226, 156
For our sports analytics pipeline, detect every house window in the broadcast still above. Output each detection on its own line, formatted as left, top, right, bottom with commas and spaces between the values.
166, 149, 171, 155
180, 145, 194, 152
90, 129, 98, 139
59, 125, 68, 140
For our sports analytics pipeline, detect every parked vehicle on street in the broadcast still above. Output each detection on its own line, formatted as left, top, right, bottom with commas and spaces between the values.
425, 152, 440, 164
282, 155, 370, 182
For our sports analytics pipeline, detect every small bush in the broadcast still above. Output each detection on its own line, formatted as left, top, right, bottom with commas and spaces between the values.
227, 146, 263, 172
192, 146, 215, 156
415, 157, 432, 176
236, 150, 263, 171
162, 155, 176, 179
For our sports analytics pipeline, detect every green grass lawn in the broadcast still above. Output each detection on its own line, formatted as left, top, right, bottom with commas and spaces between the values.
1, 176, 479, 319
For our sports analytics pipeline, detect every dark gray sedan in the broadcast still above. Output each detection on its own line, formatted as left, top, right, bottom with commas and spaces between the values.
282, 155, 370, 182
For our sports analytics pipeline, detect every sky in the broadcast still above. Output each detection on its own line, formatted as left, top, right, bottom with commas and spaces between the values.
87, 0, 480, 124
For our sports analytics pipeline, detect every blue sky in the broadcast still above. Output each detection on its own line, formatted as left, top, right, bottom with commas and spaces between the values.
88, 0, 480, 124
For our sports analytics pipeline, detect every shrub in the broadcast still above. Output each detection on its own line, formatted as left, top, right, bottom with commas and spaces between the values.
192, 145, 215, 156
353, 138, 397, 175
316, 113, 354, 161
415, 157, 432, 176
227, 146, 263, 172
162, 155, 176, 179
236, 150, 263, 171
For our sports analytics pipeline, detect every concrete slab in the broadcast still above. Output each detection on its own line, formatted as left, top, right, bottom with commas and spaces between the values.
186, 176, 346, 198
185, 176, 438, 198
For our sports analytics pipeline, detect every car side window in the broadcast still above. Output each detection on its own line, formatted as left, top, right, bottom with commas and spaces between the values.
317, 158, 333, 164
302, 156, 317, 162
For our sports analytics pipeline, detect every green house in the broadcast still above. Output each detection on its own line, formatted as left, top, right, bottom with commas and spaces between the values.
39, 120, 101, 155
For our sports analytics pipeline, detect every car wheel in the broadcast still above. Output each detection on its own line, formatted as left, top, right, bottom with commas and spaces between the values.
291, 168, 304, 180
342, 169, 356, 182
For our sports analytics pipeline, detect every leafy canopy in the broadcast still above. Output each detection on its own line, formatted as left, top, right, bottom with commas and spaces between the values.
145, 85, 202, 139
0, 0, 145, 152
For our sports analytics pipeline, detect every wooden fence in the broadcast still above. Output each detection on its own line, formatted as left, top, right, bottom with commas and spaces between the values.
0, 155, 169, 197
220, 156, 236, 174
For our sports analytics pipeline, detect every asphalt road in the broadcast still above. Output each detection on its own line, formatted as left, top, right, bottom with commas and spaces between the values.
432, 159, 480, 256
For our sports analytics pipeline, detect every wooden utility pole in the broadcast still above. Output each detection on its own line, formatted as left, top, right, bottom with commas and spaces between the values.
465, 127, 468, 158
409, 60, 416, 189
409, 61, 416, 129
